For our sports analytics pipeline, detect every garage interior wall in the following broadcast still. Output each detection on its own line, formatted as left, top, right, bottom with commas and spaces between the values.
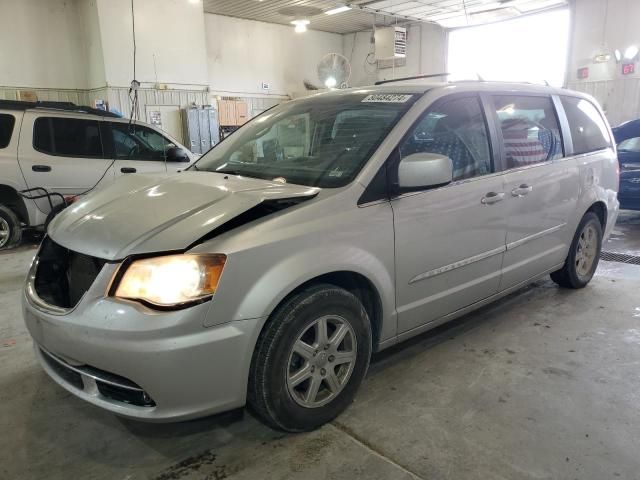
205, 14, 343, 100
343, 23, 448, 87
568, 0, 640, 125
0, 0, 89, 90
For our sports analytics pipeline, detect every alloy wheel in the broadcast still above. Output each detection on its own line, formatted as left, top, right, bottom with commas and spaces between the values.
575, 224, 598, 277
0, 217, 10, 249
286, 315, 357, 408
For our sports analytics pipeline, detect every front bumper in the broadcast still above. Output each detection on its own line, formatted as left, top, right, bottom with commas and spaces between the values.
23, 262, 262, 422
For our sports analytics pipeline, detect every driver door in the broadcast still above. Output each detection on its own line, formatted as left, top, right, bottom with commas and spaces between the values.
109, 122, 173, 177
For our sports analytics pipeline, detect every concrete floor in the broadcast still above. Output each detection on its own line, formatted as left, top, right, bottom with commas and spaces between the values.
2, 212, 640, 480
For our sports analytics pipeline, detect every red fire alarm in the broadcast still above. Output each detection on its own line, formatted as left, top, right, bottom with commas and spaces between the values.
577, 67, 589, 79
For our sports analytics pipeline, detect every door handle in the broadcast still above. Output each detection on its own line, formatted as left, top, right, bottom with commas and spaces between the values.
511, 184, 533, 197
120, 167, 137, 174
481, 192, 505, 205
32, 165, 51, 172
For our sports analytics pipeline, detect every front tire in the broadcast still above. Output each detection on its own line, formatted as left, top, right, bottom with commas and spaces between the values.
0, 205, 22, 250
550, 212, 603, 288
248, 284, 372, 432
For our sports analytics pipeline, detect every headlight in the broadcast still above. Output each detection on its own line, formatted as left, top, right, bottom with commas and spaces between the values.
113, 254, 226, 308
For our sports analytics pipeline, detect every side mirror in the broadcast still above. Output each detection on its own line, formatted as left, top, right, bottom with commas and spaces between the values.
166, 146, 190, 163
398, 152, 453, 190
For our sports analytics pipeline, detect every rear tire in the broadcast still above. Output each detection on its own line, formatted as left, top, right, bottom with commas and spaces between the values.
248, 284, 372, 432
0, 205, 22, 250
550, 212, 602, 288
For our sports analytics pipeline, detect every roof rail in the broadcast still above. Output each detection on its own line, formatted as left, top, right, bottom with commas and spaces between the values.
0, 100, 121, 118
375, 73, 451, 86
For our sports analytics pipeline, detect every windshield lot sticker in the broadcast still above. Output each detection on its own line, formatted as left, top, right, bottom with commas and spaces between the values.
362, 94, 413, 103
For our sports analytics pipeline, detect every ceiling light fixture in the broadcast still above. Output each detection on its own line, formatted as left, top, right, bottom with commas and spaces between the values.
324, 76, 337, 88
615, 49, 622, 62
291, 19, 310, 33
325, 5, 351, 15
624, 45, 639, 60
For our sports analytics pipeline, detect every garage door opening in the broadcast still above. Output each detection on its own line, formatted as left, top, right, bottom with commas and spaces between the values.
447, 9, 570, 87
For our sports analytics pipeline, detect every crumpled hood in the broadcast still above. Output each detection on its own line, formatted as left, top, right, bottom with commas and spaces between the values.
48, 172, 320, 260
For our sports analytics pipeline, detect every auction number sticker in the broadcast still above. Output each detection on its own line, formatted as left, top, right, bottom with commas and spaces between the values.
362, 94, 413, 103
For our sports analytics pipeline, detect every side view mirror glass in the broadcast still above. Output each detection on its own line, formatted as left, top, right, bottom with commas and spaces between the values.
398, 152, 453, 190
166, 146, 190, 162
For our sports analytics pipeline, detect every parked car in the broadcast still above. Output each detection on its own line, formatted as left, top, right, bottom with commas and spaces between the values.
612, 119, 640, 210
23, 82, 618, 432
0, 100, 196, 249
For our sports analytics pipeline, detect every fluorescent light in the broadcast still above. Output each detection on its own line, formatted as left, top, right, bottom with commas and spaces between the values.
324, 76, 337, 88
291, 19, 310, 33
624, 45, 639, 60
325, 5, 351, 15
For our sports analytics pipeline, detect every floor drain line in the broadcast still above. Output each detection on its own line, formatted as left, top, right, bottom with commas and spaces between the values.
600, 250, 640, 265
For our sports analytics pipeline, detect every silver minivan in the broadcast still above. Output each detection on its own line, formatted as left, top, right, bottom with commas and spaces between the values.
23, 81, 619, 432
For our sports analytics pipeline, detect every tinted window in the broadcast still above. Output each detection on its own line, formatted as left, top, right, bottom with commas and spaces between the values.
34, 117, 103, 157
561, 96, 611, 155
111, 123, 174, 161
618, 137, 640, 153
399, 96, 492, 181
0, 114, 15, 148
493, 95, 563, 169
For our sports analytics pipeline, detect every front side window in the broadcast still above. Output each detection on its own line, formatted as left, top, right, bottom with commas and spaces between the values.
0, 114, 15, 149
398, 95, 493, 181
561, 96, 611, 155
493, 95, 563, 169
617, 137, 640, 153
193, 93, 416, 188
33, 117, 103, 157
111, 123, 175, 161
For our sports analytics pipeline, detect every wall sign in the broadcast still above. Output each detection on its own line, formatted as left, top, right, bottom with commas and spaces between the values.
622, 63, 636, 75
148, 110, 162, 126
577, 67, 589, 79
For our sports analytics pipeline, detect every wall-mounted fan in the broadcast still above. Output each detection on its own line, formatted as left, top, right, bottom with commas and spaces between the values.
304, 53, 352, 91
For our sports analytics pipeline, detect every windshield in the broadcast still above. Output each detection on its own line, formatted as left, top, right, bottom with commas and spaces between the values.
191, 93, 417, 187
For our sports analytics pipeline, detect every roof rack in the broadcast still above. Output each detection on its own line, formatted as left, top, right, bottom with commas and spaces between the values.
375, 73, 452, 86
0, 100, 121, 118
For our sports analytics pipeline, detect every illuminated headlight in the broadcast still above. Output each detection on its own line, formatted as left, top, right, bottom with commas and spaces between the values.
113, 254, 226, 308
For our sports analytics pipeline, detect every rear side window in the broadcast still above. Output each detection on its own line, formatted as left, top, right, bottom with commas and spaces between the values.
561, 96, 611, 155
493, 95, 563, 169
34, 117, 104, 158
0, 114, 16, 148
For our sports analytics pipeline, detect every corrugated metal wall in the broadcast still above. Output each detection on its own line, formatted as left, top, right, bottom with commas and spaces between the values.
568, 78, 640, 127
1, 86, 288, 119
0, 87, 90, 104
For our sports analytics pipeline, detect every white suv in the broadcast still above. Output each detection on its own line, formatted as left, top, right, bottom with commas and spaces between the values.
0, 100, 196, 249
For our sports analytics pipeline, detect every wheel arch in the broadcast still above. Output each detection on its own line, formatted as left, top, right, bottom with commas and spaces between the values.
0, 184, 29, 224
585, 200, 607, 230
259, 270, 384, 352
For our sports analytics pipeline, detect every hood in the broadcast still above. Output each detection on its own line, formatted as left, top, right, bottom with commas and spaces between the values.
612, 119, 640, 143
48, 172, 320, 260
